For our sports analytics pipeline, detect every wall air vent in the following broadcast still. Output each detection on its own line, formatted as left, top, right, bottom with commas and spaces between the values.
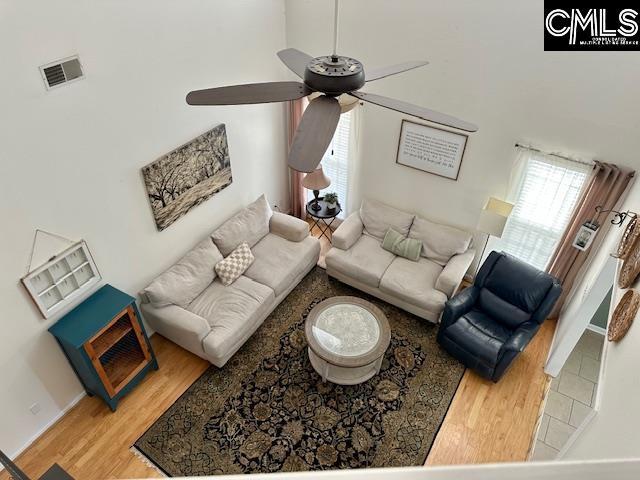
39, 55, 84, 90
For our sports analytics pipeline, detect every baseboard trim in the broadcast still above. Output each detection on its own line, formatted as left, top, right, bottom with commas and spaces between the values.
3, 330, 162, 469
586, 324, 606, 336
4, 391, 86, 466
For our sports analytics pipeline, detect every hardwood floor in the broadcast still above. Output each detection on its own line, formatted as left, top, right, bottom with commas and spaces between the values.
426, 319, 556, 465
307, 217, 332, 269
0, 335, 210, 480
2, 239, 556, 478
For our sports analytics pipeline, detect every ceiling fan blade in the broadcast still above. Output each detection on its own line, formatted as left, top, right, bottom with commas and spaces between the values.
365, 61, 429, 82
186, 81, 312, 105
288, 96, 341, 172
277, 48, 314, 79
349, 91, 478, 132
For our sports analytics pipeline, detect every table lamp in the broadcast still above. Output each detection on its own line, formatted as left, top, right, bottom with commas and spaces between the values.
476, 197, 514, 274
302, 167, 331, 211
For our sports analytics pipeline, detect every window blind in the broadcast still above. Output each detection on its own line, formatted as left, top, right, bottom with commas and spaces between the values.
495, 151, 591, 270
307, 111, 352, 219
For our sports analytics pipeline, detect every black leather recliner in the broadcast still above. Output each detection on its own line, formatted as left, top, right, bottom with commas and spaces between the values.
437, 251, 562, 382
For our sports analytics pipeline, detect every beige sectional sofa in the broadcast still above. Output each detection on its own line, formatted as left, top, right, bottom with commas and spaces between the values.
140, 195, 320, 367
326, 199, 475, 323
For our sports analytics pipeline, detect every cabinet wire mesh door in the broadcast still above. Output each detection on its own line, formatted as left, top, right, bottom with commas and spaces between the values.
84, 306, 151, 397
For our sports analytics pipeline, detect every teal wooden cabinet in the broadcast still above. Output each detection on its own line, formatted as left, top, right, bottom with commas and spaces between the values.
49, 284, 158, 411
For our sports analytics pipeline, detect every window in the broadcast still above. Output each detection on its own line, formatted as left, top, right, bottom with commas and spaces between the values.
307, 111, 352, 219
494, 148, 591, 270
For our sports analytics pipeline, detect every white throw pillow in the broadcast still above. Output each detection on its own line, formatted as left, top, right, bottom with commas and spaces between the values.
211, 194, 272, 256
143, 238, 223, 307
215, 242, 255, 286
409, 217, 472, 266
359, 198, 415, 240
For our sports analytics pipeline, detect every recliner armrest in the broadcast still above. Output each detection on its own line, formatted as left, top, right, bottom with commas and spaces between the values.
440, 286, 479, 328
501, 321, 541, 353
331, 212, 364, 250
269, 212, 309, 242
435, 249, 476, 298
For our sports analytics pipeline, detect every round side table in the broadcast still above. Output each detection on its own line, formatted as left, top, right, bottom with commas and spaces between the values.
306, 199, 342, 241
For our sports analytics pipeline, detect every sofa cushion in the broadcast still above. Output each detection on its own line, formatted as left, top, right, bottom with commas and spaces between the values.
191, 276, 275, 363
187, 275, 274, 326
325, 235, 395, 288
382, 228, 422, 261
244, 233, 320, 296
409, 217, 472, 266
379, 257, 448, 313
143, 238, 223, 308
211, 194, 272, 256
360, 198, 415, 240
215, 242, 255, 286
442, 310, 511, 366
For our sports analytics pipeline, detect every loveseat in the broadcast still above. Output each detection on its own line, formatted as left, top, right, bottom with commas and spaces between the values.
140, 195, 320, 367
326, 198, 475, 323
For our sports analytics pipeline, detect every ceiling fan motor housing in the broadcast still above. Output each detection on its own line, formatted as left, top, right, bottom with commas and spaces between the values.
304, 55, 365, 95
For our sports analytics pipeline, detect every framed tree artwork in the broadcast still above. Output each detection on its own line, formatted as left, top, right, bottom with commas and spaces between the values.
142, 124, 233, 231
395, 119, 468, 180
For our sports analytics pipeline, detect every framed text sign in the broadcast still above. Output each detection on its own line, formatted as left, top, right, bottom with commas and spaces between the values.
396, 119, 468, 180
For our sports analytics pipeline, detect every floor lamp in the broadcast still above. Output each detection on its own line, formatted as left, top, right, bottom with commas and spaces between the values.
475, 197, 514, 276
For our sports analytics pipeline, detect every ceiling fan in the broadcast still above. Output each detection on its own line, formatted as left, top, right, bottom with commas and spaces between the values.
186, 0, 478, 173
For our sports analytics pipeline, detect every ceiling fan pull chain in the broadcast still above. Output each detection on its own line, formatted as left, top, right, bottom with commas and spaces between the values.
332, 0, 340, 59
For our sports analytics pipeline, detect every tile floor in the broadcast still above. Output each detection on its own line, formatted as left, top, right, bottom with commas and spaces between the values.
531, 329, 605, 461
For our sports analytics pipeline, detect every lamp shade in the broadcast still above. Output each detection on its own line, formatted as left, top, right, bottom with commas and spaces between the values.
302, 167, 331, 191
476, 197, 514, 238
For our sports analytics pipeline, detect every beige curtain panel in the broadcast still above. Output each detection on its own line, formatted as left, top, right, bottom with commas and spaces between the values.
547, 161, 635, 317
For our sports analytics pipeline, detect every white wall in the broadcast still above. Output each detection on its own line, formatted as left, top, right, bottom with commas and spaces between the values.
0, 0, 288, 457
545, 256, 615, 377
4, 0, 640, 464
285, 0, 640, 255
562, 184, 640, 460
545, 177, 636, 377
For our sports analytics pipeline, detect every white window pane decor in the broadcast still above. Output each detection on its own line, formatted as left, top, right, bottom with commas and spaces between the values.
307, 111, 352, 219
21, 240, 101, 318
495, 148, 592, 270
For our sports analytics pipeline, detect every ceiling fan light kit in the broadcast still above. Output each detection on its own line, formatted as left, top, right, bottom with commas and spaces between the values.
186, 0, 477, 173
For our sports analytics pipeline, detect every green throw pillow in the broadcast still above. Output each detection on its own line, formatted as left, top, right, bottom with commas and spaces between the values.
382, 228, 422, 262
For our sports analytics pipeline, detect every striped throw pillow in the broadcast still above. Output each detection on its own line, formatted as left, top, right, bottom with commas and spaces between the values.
382, 228, 423, 262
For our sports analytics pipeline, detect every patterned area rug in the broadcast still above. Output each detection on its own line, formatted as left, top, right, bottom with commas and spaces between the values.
134, 268, 464, 476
